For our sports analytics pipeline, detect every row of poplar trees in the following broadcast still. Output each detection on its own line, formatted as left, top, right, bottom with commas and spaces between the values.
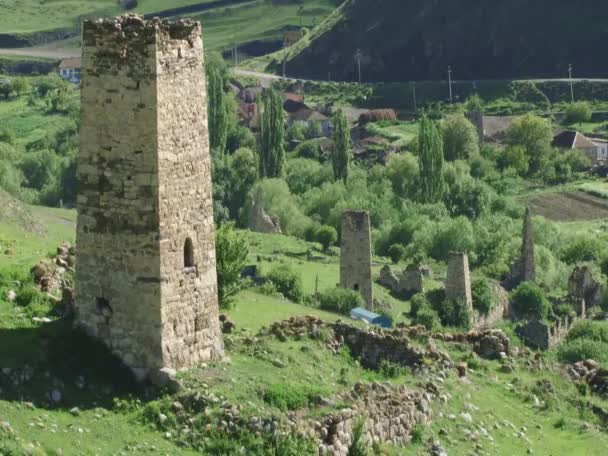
206, 60, 351, 181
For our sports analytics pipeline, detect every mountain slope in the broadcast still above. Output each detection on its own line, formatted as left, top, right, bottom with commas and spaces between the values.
281, 0, 608, 82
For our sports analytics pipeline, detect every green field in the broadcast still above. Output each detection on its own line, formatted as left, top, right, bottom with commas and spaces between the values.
0, 0, 336, 55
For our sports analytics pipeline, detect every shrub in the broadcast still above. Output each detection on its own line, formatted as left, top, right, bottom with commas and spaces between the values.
471, 278, 496, 315
215, 223, 249, 309
565, 101, 592, 125
347, 418, 370, 456
318, 287, 363, 314
438, 299, 471, 329
557, 338, 608, 365
14, 283, 46, 307
561, 237, 604, 264
267, 264, 303, 303
388, 243, 406, 263
410, 293, 430, 317
379, 359, 406, 378
316, 225, 337, 252
511, 282, 550, 320
414, 305, 441, 331
566, 320, 608, 343
295, 140, 322, 160
262, 384, 320, 411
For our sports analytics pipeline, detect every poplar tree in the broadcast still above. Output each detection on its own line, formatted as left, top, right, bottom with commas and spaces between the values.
332, 109, 351, 182
206, 64, 228, 155
418, 115, 444, 203
259, 88, 285, 177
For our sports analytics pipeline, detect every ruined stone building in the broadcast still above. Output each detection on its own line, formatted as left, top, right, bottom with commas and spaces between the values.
445, 252, 473, 320
508, 207, 536, 288
340, 210, 373, 308
75, 15, 224, 373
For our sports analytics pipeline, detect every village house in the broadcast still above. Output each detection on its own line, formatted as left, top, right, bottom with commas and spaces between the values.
57, 57, 81, 84
552, 130, 608, 166
288, 107, 332, 137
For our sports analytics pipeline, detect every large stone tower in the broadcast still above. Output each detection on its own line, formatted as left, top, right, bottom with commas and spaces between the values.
340, 210, 373, 308
445, 252, 473, 316
75, 15, 224, 372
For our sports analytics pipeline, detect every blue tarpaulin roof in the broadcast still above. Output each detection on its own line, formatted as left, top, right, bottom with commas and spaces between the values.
349, 307, 392, 328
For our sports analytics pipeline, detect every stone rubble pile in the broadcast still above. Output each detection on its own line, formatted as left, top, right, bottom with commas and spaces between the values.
567, 359, 608, 397
312, 382, 433, 456
31, 243, 75, 295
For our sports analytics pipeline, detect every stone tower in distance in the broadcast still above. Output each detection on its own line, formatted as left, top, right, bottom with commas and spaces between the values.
75, 15, 224, 372
340, 210, 373, 308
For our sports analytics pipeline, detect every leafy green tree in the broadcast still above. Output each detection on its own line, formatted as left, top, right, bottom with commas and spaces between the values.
511, 282, 550, 320
304, 120, 322, 139
497, 145, 529, 175
259, 88, 285, 177
316, 225, 337, 252
465, 94, 484, 113
388, 243, 406, 263
505, 114, 552, 174
332, 109, 351, 182
11, 77, 30, 97
228, 147, 258, 220
206, 61, 228, 155
215, 223, 249, 309
565, 101, 592, 125
442, 113, 479, 161
386, 152, 419, 199
0, 80, 12, 99
417, 115, 444, 203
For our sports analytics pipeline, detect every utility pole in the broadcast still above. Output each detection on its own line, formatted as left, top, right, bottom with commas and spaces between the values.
568, 64, 574, 102
412, 81, 417, 112
355, 49, 362, 84
282, 55, 287, 78
448, 65, 453, 102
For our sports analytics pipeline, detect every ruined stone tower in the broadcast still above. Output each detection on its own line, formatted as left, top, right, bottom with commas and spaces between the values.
75, 15, 223, 372
340, 210, 373, 308
445, 252, 473, 317
520, 207, 536, 282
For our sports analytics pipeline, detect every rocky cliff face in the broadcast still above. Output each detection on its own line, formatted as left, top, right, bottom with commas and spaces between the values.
285, 0, 608, 82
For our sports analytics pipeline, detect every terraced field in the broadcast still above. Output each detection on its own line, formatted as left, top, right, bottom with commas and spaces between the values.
528, 190, 608, 221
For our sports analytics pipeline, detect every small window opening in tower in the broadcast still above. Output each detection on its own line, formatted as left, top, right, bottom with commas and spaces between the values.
354, 284, 360, 291
184, 238, 194, 268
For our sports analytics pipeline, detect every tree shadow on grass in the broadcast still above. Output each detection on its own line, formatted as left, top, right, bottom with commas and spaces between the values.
0, 319, 161, 411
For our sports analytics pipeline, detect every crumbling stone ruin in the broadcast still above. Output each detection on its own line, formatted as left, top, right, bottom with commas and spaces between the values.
515, 316, 577, 350
247, 187, 281, 234
445, 252, 473, 318
75, 15, 224, 373
568, 265, 602, 317
509, 207, 535, 287
340, 210, 373, 308
378, 264, 424, 298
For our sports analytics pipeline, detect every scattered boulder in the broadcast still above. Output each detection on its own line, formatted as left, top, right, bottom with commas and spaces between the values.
149, 368, 181, 392
567, 360, 608, 397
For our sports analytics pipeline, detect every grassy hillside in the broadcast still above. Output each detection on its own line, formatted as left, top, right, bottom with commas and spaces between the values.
0, 0, 336, 54
2, 206, 608, 454
279, 0, 608, 82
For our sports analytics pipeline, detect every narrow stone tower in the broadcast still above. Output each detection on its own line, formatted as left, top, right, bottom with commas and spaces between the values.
75, 15, 224, 372
520, 207, 536, 282
445, 252, 473, 316
340, 210, 373, 308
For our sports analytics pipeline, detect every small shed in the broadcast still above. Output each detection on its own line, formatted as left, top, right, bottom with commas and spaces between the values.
349, 307, 392, 328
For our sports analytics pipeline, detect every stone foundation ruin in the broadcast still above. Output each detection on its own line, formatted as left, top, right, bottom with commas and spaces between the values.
340, 210, 373, 308
75, 15, 224, 373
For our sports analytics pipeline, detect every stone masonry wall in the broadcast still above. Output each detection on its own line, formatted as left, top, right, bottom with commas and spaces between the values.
75, 15, 223, 372
445, 252, 473, 315
340, 210, 373, 308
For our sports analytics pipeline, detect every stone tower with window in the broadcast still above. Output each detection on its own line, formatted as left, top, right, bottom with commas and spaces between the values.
340, 210, 373, 308
75, 15, 224, 372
